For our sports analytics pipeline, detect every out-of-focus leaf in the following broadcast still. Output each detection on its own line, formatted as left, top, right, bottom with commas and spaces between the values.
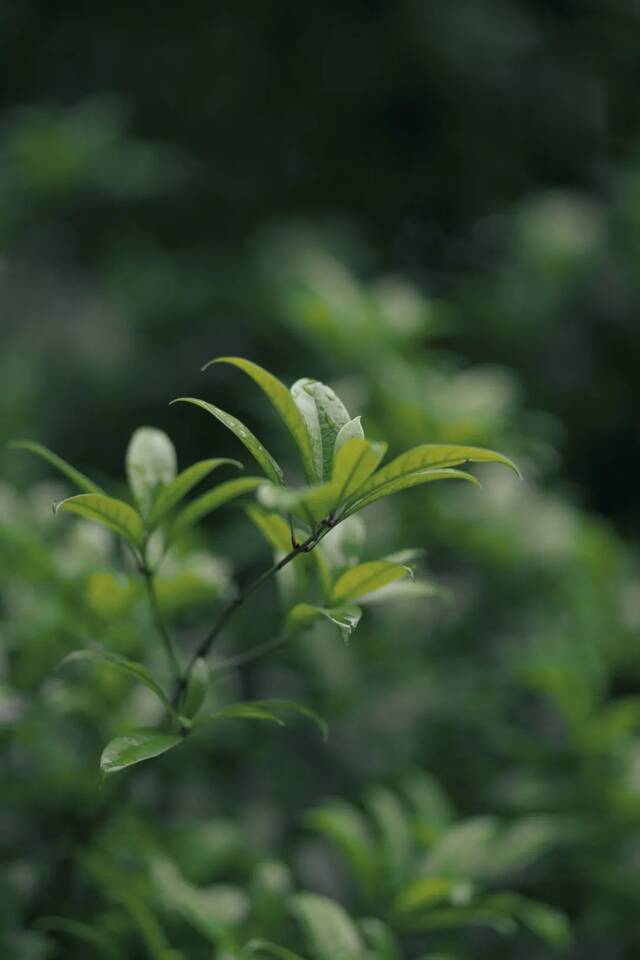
126, 427, 177, 514
291, 378, 352, 481
398, 906, 517, 936
358, 580, 442, 606
206, 357, 316, 482
484, 892, 572, 948
286, 603, 362, 643
290, 892, 365, 960
55, 493, 145, 549
171, 477, 262, 536
153, 856, 248, 943
365, 785, 412, 887
243, 941, 309, 960
342, 469, 480, 519
480, 816, 561, 881
258, 479, 337, 527
393, 877, 459, 915
253, 698, 328, 740
358, 918, 401, 960
305, 800, 378, 899
330, 561, 410, 605
9, 439, 105, 494
332, 438, 387, 502
400, 771, 454, 843
35, 917, 118, 959
172, 397, 284, 484
334, 416, 365, 456
100, 729, 182, 777
148, 458, 241, 525
59, 648, 176, 717
420, 817, 500, 880
182, 657, 210, 719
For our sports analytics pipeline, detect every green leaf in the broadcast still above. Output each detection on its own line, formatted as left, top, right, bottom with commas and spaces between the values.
171, 477, 263, 536
196, 699, 327, 740
334, 416, 365, 457
330, 561, 410, 605
342, 468, 480, 519
35, 917, 119, 960
331, 438, 387, 503
205, 357, 316, 482
171, 397, 284, 485
100, 729, 182, 777
291, 378, 352, 481
365, 785, 412, 888
290, 893, 365, 960
420, 817, 500, 880
253, 698, 328, 741
286, 603, 362, 644
343, 443, 518, 519
393, 877, 458, 915
126, 427, 177, 513
55, 493, 145, 549
398, 906, 517, 936
246, 504, 293, 553
243, 941, 310, 960
10, 439, 105, 494
59, 649, 176, 718
182, 657, 210, 719
483, 893, 572, 948
258, 480, 337, 527
305, 801, 378, 900
358, 919, 400, 960
148, 457, 241, 526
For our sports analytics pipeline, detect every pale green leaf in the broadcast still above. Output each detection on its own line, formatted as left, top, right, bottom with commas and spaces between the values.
171, 477, 262, 536
291, 378, 352, 481
126, 427, 177, 513
393, 877, 458, 915
331, 438, 387, 503
182, 657, 210, 719
290, 893, 365, 960
286, 603, 361, 644
333, 416, 365, 457
365, 785, 412, 887
342, 468, 480, 518
55, 493, 145, 549
100, 729, 182, 776
330, 561, 410, 606
149, 458, 242, 526
205, 357, 316, 482
171, 397, 284, 484
358, 918, 401, 960
59, 648, 176, 718
10, 439, 105, 494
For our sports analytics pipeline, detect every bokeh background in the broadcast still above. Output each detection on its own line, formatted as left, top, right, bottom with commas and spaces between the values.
3, 3, 640, 958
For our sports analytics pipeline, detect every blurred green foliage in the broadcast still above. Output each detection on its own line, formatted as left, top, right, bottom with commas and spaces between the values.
2, 2, 640, 958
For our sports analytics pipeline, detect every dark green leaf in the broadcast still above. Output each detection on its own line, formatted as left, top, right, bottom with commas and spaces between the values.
243, 940, 310, 960
204, 357, 316, 482
171, 397, 284, 484
9, 439, 105, 494
182, 657, 210, 719
305, 801, 378, 899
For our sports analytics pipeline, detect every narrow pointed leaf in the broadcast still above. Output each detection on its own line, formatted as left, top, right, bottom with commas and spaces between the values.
354, 443, 519, 502
59, 649, 176, 718
55, 493, 145, 548
330, 561, 410, 605
205, 358, 316, 482
100, 729, 182, 776
253, 698, 328, 740
286, 603, 361, 644
148, 457, 242, 526
305, 802, 377, 899
182, 657, 210, 719
342, 468, 480, 518
171, 477, 262, 536
332, 438, 387, 502
172, 397, 284, 484
196, 703, 286, 727
10, 439, 105, 494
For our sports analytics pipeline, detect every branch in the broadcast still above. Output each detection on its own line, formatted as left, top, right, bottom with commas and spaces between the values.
140, 563, 182, 683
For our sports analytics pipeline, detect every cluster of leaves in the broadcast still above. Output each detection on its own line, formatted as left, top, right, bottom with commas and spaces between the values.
12, 358, 515, 781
